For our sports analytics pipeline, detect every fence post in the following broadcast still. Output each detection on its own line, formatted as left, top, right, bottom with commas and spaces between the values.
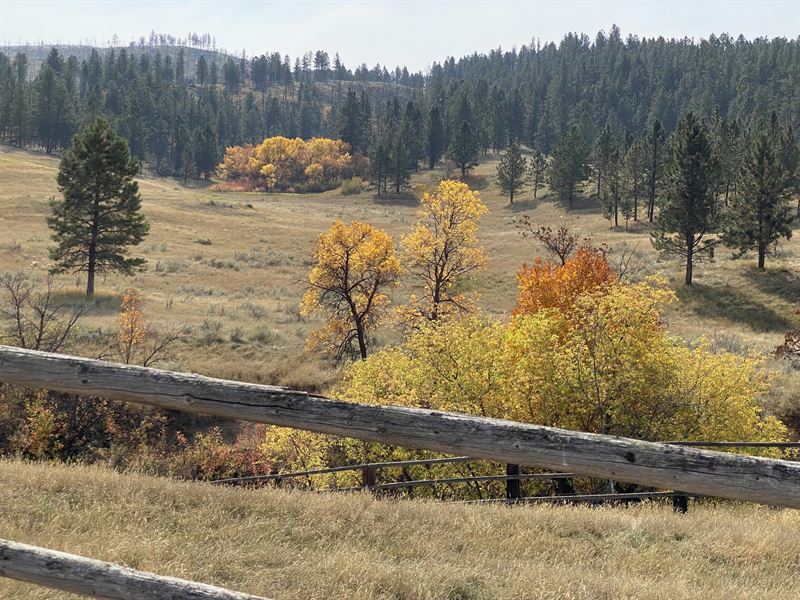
555, 476, 575, 495
672, 493, 689, 514
506, 464, 521, 501
362, 465, 376, 492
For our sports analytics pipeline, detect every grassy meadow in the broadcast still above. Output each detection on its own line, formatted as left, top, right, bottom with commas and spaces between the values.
1, 459, 800, 600
2, 144, 798, 393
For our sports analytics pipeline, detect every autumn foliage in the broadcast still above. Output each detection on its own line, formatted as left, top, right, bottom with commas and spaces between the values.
514, 247, 618, 316
401, 180, 487, 323
216, 136, 368, 192
301, 221, 402, 360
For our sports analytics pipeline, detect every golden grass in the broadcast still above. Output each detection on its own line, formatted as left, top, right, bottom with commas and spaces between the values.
1, 459, 799, 599
1, 144, 798, 392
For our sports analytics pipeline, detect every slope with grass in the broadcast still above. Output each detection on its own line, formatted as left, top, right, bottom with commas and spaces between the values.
1, 144, 798, 392
1, 460, 799, 600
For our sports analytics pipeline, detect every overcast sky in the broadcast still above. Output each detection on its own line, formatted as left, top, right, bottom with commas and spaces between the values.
2, 0, 798, 71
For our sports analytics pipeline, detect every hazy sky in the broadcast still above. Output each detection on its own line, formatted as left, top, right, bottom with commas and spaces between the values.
2, 0, 799, 71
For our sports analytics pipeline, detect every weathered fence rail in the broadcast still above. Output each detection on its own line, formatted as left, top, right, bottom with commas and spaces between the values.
1, 345, 799, 508
0, 539, 268, 599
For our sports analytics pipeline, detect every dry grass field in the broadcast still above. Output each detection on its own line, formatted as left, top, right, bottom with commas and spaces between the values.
2, 144, 798, 392
1, 459, 799, 600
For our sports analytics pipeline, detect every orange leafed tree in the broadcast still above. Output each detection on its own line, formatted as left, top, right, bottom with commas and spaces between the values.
514, 247, 618, 316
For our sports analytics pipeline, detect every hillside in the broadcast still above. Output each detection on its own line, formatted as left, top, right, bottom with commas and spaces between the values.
1, 143, 798, 393
1, 144, 798, 389
1, 460, 799, 599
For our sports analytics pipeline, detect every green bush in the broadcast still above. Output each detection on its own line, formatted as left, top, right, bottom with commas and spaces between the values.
340, 176, 365, 195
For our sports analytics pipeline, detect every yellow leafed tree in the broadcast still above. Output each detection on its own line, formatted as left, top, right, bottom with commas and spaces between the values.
401, 180, 487, 323
217, 136, 364, 192
301, 221, 402, 361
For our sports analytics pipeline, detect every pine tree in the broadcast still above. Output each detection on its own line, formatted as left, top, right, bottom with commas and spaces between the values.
710, 113, 741, 208
775, 125, 800, 216
448, 94, 479, 177
507, 88, 525, 145
547, 126, 589, 209
194, 124, 218, 179
496, 142, 529, 204
623, 137, 647, 221
48, 118, 149, 297
338, 89, 368, 154
651, 113, 717, 285
427, 106, 445, 169
602, 148, 625, 228
530, 150, 547, 199
643, 120, 665, 222
722, 126, 794, 269
390, 132, 411, 193
592, 124, 616, 197
196, 55, 208, 85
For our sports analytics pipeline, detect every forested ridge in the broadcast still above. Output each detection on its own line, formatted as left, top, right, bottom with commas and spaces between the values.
1, 26, 798, 178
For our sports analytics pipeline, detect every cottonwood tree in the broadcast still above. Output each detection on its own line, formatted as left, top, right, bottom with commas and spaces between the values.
529, 150, 547, 199
48, 118, 149, 297
401, 180, 487, 323
547, 126, 589, 209
651, 113, 718, 285
496, 143, 529, 204
301, 221, 402, 360
722, 126, 794, 269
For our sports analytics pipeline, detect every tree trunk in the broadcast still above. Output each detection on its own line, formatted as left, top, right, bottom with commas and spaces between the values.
758, 244, 766, 270
355, 320, 367, 360
685, 240, 694, 285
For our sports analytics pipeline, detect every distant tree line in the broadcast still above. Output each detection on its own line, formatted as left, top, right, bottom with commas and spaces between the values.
1, 27, 797, 178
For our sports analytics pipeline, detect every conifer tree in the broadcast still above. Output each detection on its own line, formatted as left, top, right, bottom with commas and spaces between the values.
530, 150, 547, 199
651, 113, 717, 285
623, 137, 646, 221
643, 119, 665, 222
48, 118, 149, 297
547, 126, 589, 209
592, 124, 616, 197
722, 126, 794, 269
448, 94, 479, 176
194, 124, 218, 179
427, 106, 445, 169
496, 142, 529, 204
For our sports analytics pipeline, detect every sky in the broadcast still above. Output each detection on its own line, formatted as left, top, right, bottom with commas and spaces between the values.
2, 0, 799, 71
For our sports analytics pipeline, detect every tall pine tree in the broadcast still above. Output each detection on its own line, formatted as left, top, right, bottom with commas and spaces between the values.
722, 126, 794, 269
651, 113, 717, 285
48, 118, 149, 297
496, 142, 529, 204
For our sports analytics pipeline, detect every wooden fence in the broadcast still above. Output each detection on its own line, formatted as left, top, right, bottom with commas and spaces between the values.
0, 539, 268, 599
1, 344, 800, 597
211, 442, 799, 513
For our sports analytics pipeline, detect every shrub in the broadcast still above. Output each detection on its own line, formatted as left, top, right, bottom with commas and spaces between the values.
339, 176, 365, 195
217, 137, 368, 193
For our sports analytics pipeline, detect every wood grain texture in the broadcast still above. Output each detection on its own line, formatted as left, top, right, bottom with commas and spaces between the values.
1, 345, 799, 508
0, 539, 268, 599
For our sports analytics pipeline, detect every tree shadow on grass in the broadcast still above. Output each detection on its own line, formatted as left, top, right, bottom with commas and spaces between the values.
675, 282, 793, 333
52, 289, 121, 315
743, 267, 800, 305
372, 192, 419, 207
